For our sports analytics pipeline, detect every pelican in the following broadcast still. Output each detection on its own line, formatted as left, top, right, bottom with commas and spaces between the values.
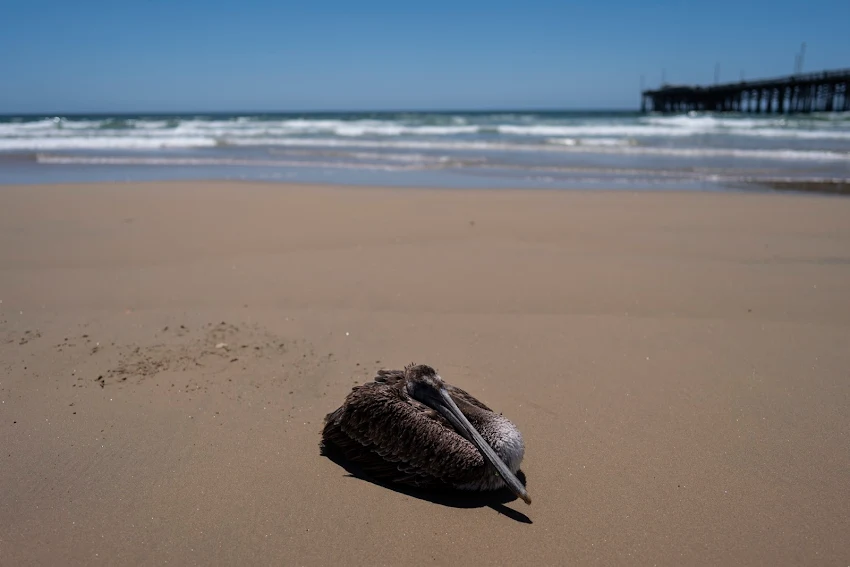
320, 363, 530, 505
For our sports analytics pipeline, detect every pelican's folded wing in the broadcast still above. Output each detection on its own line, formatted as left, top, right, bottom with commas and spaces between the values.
321, 380, 484, 487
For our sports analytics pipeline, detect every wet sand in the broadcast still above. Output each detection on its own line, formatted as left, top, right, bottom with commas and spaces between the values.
1, 181, 849, 565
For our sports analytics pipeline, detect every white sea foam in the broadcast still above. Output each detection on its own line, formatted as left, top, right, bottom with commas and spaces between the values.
545, 140, 849, 161
724, 128, 850, 140
3, 134, 843, 162
3, 115, 849, 143
0, 137, 217, 150
321, 151, 452, 163
240, 137, 850, 161
643, 115, 850, 139
499, 124, 697, 137
34, 154, 421, 171
548, 137, 634, 147
169, 119, 479, 137
500, 121, 850, 140
644, 115, 778, 129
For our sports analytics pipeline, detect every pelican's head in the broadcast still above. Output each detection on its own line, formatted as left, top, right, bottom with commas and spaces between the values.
403, 363, 445, 399
402, 363, 531, 505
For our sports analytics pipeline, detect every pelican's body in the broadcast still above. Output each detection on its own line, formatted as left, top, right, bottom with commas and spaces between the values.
321, 364, 530, 504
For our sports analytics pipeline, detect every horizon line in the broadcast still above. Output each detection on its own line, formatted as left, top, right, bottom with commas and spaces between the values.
0, 106, 642, 117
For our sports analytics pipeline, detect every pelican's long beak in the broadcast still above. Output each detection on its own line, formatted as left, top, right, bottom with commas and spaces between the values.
436, 388, 531, 505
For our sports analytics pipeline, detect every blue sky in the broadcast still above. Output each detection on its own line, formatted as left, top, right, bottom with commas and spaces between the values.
1, 0, 848, 113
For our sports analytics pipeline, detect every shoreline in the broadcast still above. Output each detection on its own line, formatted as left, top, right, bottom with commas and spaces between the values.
2, 153, 849, 196
2, 181, 849, 565
3, 176, 850, 199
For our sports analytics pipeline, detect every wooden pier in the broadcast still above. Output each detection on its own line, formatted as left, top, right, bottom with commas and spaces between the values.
641, 69, 850, 114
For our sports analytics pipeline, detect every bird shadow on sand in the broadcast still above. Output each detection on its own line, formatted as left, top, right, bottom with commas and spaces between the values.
321, 445, 532, 524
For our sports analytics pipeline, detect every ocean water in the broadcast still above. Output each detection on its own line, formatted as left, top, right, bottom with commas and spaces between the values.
1, 111, 849, 191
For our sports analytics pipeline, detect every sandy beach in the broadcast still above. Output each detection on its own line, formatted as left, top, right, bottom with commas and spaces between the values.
1, 181, 849, 565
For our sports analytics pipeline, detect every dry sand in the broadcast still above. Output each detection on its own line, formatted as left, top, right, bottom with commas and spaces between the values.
1, 181, 849, 566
